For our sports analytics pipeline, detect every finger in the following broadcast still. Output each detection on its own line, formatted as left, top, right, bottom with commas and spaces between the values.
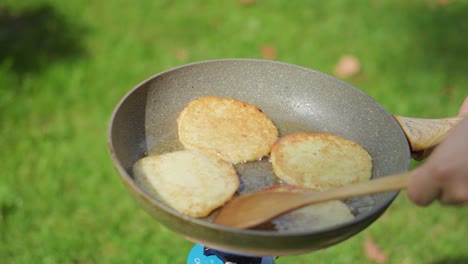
407, 167, 441, 206
439, 176, 468, 205
459, 96, 468, 116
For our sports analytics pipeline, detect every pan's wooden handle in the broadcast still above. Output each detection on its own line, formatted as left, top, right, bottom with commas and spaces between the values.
393, 115, 464, 156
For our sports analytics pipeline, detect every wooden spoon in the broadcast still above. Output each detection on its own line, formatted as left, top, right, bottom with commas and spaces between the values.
214, 171, 411, 229
214, 116, 465, 229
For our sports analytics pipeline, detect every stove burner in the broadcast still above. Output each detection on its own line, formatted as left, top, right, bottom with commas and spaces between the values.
187, 244, 276, 264
204, 247, 262, 264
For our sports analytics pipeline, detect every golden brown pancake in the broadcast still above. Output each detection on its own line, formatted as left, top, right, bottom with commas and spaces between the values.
259, 185, 354, 232
133, 150, 239, 217
270, 132, 372, 190
177, 96, 278, 164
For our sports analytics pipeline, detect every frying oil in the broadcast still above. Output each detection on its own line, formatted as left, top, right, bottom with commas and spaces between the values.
147, 132, 184, 156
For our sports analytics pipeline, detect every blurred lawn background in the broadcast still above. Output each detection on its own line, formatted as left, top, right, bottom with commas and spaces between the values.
1, 0, 467, 263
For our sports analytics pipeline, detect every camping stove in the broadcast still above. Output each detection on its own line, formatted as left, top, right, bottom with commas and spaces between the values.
187, 244, 276, 264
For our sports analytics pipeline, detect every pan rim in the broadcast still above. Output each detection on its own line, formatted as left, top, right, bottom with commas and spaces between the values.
107, 58, 411, 238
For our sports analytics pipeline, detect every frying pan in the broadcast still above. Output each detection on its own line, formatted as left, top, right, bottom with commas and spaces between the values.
107, 59, 460, 256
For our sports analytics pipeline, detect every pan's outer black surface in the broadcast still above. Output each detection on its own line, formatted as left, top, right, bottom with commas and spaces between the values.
108, 59, 410, 256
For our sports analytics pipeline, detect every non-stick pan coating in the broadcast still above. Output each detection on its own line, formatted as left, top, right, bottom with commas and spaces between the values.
108, 59, 410, 256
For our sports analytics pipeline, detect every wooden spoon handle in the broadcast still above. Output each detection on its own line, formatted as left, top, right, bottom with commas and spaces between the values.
393, 116, 464, 154
303, 172, 411, 204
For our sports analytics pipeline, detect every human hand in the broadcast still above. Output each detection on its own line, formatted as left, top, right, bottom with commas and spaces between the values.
407, 96, 468, 206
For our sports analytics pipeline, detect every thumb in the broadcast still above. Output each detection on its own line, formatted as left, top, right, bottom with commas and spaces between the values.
458, 96, 468, 116
407, 165, 440, 206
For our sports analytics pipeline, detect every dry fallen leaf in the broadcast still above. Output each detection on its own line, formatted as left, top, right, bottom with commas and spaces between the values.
441, 84, 453, 97
260, 44, 277, 60
173, 48, 188, 61
334, 55, 361, 78
239, 0, 258, 5
428, 0, 454, 9
438, 0, 454, 6
364, 233, 388, 264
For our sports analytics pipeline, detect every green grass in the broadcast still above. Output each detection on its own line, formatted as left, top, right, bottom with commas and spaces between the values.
1, 0, 467, 263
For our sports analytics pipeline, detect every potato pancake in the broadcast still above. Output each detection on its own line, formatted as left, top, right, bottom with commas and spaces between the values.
133, 150, 239, 217
261, 185, 354, 232
270, 133, 372, 190
177, 96, 278, 164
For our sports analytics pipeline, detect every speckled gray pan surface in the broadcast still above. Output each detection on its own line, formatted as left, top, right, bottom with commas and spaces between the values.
108, 59, 411, 256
